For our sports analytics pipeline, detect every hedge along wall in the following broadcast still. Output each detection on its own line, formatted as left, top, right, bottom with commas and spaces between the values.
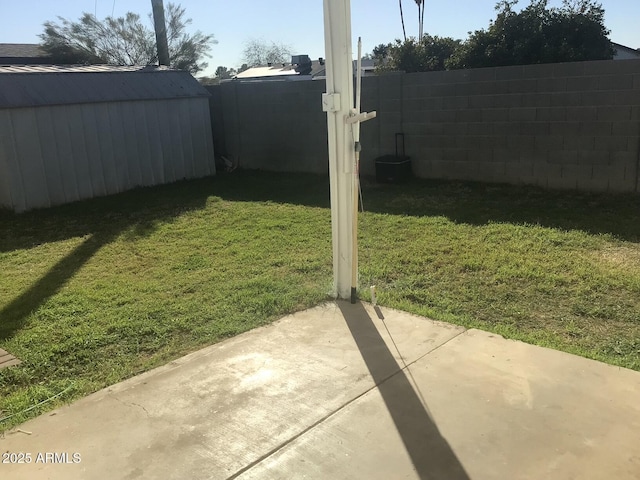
208, 58, 640, 193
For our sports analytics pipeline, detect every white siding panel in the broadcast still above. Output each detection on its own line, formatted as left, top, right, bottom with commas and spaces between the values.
177, 99, 196, 179
167, 100, 187, 180
94, 104, 119, 195
156, 100, 176, 183
35, 107, 66, 205
107, 102, 130, 191
52, 105, 81, 204
132, 103, 155, 186
1, 94, 215, 212
185, 99, 200, 177
65, 104, 95, 201
12, 108, 50, 209
0, 111, 20, 210
120, 101, 143, 188
144, 101, 165, 184
0, 150, 11, 209
80, 104, 108, 197
190, 98, 207, 177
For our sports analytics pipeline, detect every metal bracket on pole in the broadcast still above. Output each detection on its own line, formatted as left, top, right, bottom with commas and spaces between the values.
345, 111, 377, 124
322, 93, 341, 113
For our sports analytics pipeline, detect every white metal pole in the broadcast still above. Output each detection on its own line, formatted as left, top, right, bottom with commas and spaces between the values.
322, 0, 356, 300
350, 38, 363, 303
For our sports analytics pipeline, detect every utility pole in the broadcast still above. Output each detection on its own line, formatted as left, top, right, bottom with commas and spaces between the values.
322, 0, 376, 301
151, 0, 170, 66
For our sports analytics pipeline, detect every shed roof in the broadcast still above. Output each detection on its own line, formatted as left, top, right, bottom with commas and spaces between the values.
0, 65, 210, 109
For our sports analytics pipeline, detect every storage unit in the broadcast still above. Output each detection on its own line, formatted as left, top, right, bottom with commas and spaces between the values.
0, 65, 215, 212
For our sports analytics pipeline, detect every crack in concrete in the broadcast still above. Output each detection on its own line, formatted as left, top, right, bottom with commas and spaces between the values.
110, 395, 151, 418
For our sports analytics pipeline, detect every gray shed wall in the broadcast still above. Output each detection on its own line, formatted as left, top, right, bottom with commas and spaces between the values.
0, 96, 215, 212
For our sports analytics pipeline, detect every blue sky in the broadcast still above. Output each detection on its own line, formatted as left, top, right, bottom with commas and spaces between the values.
2, 0, 638, 77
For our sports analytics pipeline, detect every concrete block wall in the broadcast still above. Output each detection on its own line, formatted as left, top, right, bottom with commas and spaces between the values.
396, 59, 640, 193
208, 58, 640, 193
207, 82, 328, 174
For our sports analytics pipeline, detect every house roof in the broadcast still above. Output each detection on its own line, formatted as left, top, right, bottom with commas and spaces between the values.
0, 65, 210, 109
233, 58, 375, 81
306, 58, 376, 80
612, 42, 640, 57
235, 65, 299, 79
234, 60, 327, 80
0, 43, 49, 58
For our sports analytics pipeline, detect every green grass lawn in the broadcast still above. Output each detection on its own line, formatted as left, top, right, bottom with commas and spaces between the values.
1, 170, 639, 431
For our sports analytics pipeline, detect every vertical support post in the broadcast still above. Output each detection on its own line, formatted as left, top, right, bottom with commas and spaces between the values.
322, 0, 356, 300
151, 0, 171, 66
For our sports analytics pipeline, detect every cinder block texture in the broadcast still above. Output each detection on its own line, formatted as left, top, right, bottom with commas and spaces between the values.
209, 59, 640, 193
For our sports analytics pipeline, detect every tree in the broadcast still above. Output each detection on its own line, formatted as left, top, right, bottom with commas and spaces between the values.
379, 36, 461, 73
198, 66, 236, 85
367, 43, 393, 68
198, 75, 218, 86
39, 3, 216, 74
449, 0, 613, 69
242, 39, 292, 67
215, 66, 236, 79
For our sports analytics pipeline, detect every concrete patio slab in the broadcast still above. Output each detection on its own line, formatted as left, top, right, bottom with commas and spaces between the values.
1, 301, 639, 480
239, 322, 640, 479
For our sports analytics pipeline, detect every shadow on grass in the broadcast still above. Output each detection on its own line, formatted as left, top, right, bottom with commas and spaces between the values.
338, 300, 470, 479
0, 233, 117, 340
1, 170, 637, 340
0, 178, 214, 340
213, 170, 640, 243
0, 177, 217, 253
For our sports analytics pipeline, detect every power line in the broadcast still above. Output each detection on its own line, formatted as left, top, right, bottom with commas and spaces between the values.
112, 0, 116, 17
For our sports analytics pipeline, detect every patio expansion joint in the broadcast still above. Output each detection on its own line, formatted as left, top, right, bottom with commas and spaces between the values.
392, 326, 469, 370
225, 325, 468, 480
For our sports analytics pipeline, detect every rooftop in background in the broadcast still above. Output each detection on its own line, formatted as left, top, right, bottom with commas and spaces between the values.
613, 42, 640, 60
0, 64, 209, 109
232, 57, 375, 82
235, 65, 300, 79
0, 43, 52, 64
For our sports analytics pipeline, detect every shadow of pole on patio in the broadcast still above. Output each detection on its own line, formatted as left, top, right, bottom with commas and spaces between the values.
338, 301, 470, 480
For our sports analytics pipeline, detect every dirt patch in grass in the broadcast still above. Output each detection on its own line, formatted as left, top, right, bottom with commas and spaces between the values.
596, 244, 640, 272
